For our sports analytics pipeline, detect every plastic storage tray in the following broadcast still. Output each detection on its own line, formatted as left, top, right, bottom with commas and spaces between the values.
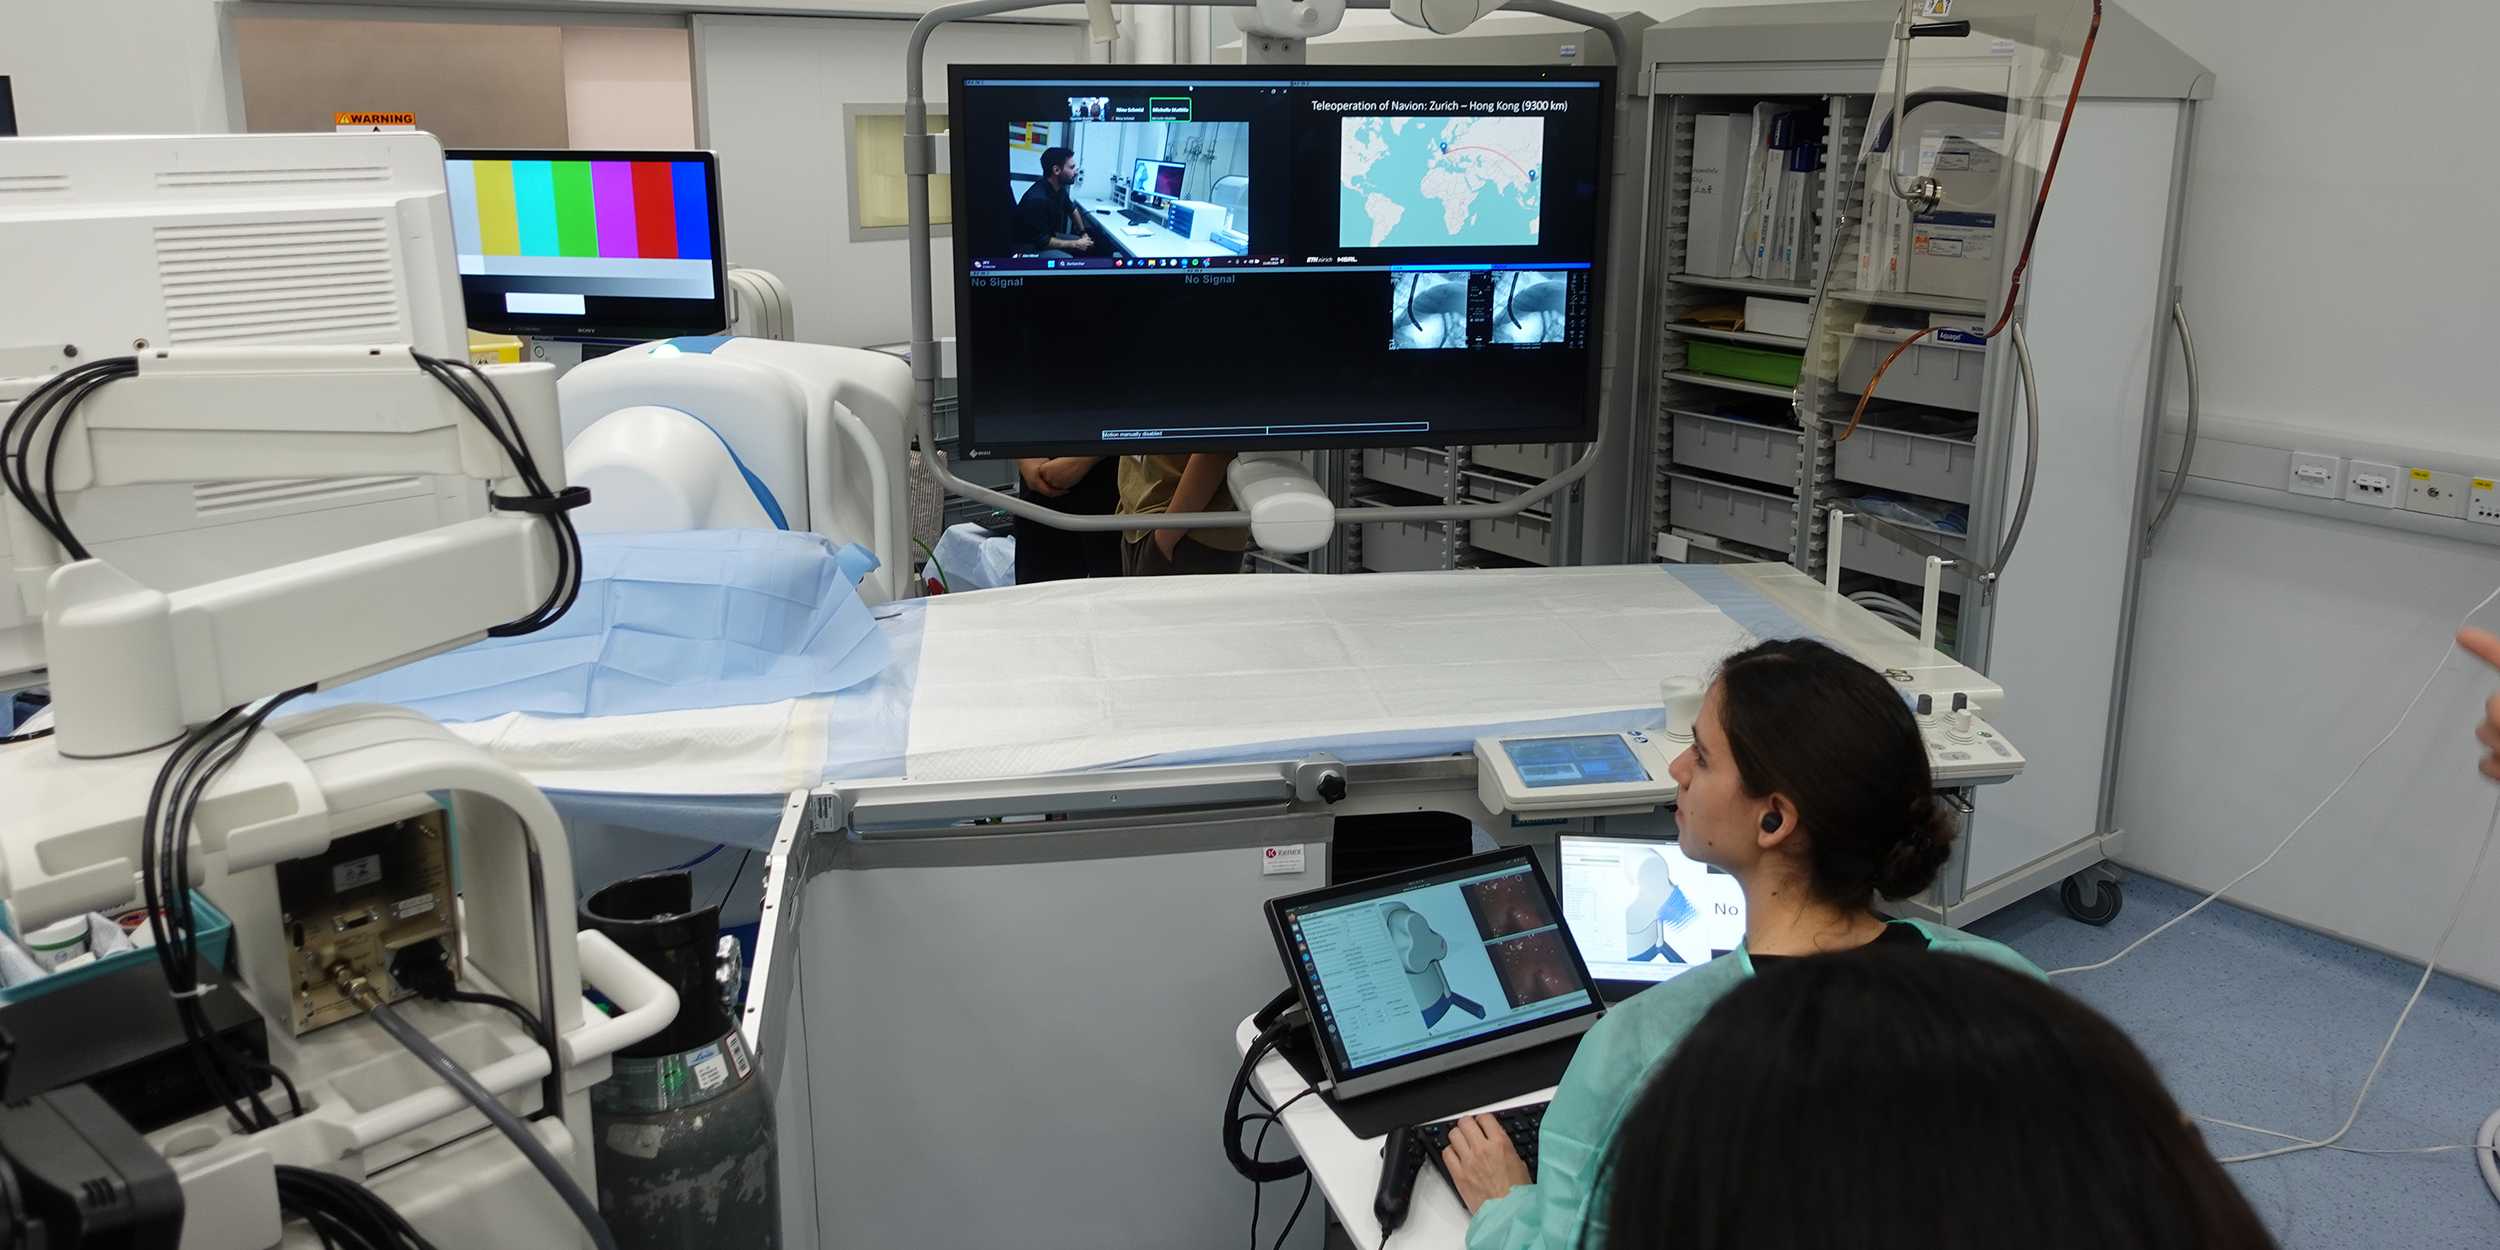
1834, 421, 1977, 504
1361, 446, 1449, 498
1687, 341, 1804, 388
1470, 444, 1556, 478
1666, 471, 1795, 555
1460, 472, 1554, 564
1836, 516, 1969, 593
1356, 516, 1450, 572
1669, 409, 1804, 490
1837, 335, 1986, 411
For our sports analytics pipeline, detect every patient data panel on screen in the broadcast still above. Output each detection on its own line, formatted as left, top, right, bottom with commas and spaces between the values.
948, 66, 1613, 458
1475, 732, 1677, 818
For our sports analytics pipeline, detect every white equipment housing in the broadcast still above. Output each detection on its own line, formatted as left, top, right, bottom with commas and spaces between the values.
0, 132, 682, 1246
0, 134, 486, 679
558, 338, 914, 602
1162, 198, 1232, 243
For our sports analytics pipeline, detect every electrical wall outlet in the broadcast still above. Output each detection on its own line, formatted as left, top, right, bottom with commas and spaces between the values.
2346, 460, 2401, 508
2471, 478, 2500, 527
2287, 453, 2341, 499
2404, 468, 2470, 519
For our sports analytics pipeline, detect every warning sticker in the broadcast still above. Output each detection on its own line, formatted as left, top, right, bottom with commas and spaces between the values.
334, 111, 417, 132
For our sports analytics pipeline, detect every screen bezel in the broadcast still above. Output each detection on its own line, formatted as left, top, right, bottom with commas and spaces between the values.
441, 147, 730, 341
1556, 831, 1744, 991
1264, 847, 1604, 1099
946, 63, 1616, 459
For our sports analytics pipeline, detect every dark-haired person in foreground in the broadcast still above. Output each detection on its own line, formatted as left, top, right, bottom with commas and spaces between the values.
1592, 947, 2278, 1250
1449, 638, 2039, 1250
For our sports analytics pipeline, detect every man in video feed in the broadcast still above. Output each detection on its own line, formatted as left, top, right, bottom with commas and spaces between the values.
1017, 146, 1093, 258
1462, 873, 1554, 940
1489, 931, 1577, 1008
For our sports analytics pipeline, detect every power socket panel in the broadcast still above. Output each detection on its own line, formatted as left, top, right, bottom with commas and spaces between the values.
2287, 452, 2341, 499
2471, 478, 2500, 527
2346, 459, 2401, 508
2405, 468, 2470, 519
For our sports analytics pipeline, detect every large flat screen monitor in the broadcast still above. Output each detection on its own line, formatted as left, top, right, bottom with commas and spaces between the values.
949, 65, 1613, 458
443, 148, 729, 340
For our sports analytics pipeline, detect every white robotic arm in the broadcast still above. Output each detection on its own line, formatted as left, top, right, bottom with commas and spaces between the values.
5, 346, 575, 758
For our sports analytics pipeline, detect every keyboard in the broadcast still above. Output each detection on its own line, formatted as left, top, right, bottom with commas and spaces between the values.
1122, 206, 1157, 225
1418, 1101, 1549, 1185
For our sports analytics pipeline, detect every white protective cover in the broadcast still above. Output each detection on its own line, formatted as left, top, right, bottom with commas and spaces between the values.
903, 566, 1755, 781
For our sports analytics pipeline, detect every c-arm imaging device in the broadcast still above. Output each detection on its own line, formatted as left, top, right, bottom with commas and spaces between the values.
0, 134, 676, 1248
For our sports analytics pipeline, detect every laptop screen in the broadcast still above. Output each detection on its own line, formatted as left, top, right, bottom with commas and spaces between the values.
1558, 834, 1745, 987
1270, 850, 1601, 1096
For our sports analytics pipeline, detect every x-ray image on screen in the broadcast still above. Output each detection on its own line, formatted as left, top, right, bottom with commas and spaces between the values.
1493, 270, 1569, 345
1391, 272, 1471, 350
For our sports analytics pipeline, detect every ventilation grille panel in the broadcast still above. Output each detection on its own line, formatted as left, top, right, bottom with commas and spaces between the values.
155, 218, 403, 345
0, 174, 71, 197
156, 164, 390, 191
194, 476, 426, 518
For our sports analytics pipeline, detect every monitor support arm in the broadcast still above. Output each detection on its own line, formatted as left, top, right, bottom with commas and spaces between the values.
900, 0, 1638, 554
5, 347, 568, 758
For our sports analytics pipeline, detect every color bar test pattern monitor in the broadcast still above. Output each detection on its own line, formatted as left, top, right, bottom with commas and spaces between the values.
443, 148, 728, 340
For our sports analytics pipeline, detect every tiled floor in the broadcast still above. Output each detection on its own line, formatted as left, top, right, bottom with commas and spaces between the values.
1974, 876, 2500, 1248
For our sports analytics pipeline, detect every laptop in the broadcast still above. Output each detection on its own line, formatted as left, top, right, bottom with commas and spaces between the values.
1264, 848, 1604, 1101
1556, 833, 1746, 1002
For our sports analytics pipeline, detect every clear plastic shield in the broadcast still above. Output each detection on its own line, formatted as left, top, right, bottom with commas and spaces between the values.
1798, 0, 2100, 572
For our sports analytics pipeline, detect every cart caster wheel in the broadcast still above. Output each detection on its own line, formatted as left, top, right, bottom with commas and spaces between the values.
2060, 875, 2123, 926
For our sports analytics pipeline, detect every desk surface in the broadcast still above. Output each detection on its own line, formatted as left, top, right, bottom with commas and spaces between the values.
1236, 1015, 1556, 1250
1080, 196, 1232, 260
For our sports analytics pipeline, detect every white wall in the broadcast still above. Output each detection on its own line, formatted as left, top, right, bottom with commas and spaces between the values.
693, 13, 1086, 348
561, 26, 694, 149
3, 0, 232, 135
2092, 0, 2500, 984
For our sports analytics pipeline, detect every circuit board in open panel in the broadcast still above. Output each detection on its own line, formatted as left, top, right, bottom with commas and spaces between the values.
275, 809, 457, 1035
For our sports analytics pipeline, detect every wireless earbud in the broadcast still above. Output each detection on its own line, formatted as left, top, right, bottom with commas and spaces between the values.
1760, 810, 1783, 834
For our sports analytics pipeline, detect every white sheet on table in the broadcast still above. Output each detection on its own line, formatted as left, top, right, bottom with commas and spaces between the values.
444, 697, 837, 796
903, 566, 1758, 781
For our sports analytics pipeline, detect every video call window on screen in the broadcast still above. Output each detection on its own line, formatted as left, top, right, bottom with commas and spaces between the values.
949, 65, 1614, 458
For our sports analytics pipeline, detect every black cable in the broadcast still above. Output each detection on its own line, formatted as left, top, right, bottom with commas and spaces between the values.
358, 993, 619, 1250
2, 358, 138, 558
276, 1165, 439, 1250
718, 848, 756, 913
409, 352, 585, 637
438, 990, 549, 1049
1242, 1085, 1319, 1250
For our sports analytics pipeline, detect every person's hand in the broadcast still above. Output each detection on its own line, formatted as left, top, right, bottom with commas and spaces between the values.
2460, 628, 2500, 781
1018, 458, 1067, 498
1040, 457, 1100, 493
1154, 527, 1183, 560
1067, 235, 1094, 254
1439, 1114, 1532, 1214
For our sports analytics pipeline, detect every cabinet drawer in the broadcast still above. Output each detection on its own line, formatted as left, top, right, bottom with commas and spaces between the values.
1357, 518, 1449, 572
1833, 421, 1977, 504
1835, 516, 1969, 593
1837, 335, 1985, 412
1666, 471, 1795, 555
1361, 446, 1449, 497
1669, 409, 1803, 490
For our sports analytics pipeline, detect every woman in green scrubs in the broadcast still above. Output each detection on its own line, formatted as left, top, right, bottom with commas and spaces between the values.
1444, 638, 2040, 1250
